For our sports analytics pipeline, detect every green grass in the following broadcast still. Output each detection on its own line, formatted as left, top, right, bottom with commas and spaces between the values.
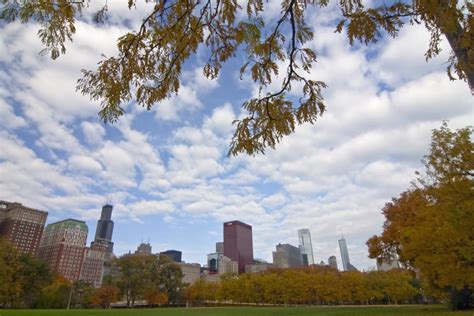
0, 305, 471, 316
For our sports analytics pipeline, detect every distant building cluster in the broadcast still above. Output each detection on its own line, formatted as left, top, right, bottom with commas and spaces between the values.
0, 199, 400, 287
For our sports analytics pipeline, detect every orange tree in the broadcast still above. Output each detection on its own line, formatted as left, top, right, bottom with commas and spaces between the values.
367, 123, 473, 309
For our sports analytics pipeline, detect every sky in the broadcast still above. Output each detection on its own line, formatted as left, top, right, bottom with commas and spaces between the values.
0, 1, 472, 270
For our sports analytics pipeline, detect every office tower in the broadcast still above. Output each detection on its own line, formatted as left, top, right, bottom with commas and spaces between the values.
91, 204, 114, 254
207, 253, 238, 274
338, 236, 358, 271
80, 204, 116, 287
135, 242, 152, 255
38, 219, 88, 281
0, 200, 48, 256
160, 250, 182, 262
216, 241, 224, 254
298, 228, 315, 266
80, 246, 107, 287
328, 255, 338, 270
272, 243, 303, 268
223, 220, 253, 274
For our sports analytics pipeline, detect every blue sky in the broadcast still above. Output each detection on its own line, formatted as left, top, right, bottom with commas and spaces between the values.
0, 1, 472, 270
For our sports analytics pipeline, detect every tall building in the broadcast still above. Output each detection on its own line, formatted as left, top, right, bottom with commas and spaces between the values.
91, 204, 114, 254
328, 255, 338, 270
160, 250, 182, 262
298, 228, 315, 266
223, 220, 253, 274
272, 243, 303, 268
215, 242, 224, 254
135, 242, 152, 255
80, 204, 116, 287
0, 200, 48, 256
38, 219, 88, 281
80, 245, 107, 287
338, 236, 358, 271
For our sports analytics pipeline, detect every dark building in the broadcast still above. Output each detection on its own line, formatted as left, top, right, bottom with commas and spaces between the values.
91, 204, 114, 253
328, 255, 338, 270
160, 249, 182, 262
0, 200, 48, 256
223, 220, 253, 274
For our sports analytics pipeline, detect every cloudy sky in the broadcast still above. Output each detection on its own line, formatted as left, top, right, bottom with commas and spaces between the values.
0, 1, 472, 270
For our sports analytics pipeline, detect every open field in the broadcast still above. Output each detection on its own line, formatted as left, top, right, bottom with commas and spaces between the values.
0, 305, 472, 316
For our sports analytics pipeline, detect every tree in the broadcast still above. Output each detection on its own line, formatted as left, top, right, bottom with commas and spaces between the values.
1, 1, 472, 155
367, 123, 473, 309
35, 274, 72, 309
0, 238, 22, 307
91, 285, 119, 308
15, 254, 53, 308
158, 262, 184, 305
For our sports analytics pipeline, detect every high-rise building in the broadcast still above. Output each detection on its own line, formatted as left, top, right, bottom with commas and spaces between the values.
298, 228, 315, 266
338, 236, 358, 271
216, 242, 224, 254
80, 244, 107, 287
135, 242, 152, 255
0, 200, 48, 256
38, 219, 88, 281
91, 204, 114, 254
160, 250, 182, 262
328, 255, 338, 270
272, 243, 303, 268
223, 220, 253, 274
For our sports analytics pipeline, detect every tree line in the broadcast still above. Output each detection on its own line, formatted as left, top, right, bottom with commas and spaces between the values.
186, 267, 422, 307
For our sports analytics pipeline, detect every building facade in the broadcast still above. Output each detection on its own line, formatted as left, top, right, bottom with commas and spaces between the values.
338, 237, 357, 271
160, 250, 182, 262
38, 219, 88, 281
207, 253, 238, 275
223, 220, 253, 274
178, 262, 201, 285
272, 243, 303, 268
215, 242, 224, 254
298, 228, 315, 266
80, 243, 107, 287
328, 255, 338, 270
0, 200, 48, 256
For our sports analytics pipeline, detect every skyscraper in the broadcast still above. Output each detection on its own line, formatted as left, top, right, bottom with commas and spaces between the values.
38, 219, 88, 281
338, 236, 357, 271
298, 228, 315, 266
328, 255, 338, 270
223, 220, 253, 274
91, 204, 114, 254
272, 243, 303, 268
135, 242, 152, 255
0, 200, 48, 256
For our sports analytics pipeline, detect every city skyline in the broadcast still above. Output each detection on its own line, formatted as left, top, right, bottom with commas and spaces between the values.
1, 1, 472, 271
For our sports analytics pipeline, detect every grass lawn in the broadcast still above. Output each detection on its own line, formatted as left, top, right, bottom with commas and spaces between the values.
0, 305, 471, 316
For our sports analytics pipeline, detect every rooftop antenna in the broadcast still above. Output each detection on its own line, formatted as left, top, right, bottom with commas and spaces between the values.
106, 194, 112, 205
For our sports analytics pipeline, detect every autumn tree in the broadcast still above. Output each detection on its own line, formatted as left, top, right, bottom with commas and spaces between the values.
1, 1, 472, 155
367, 122, 473, 309
91, 285, 119, 308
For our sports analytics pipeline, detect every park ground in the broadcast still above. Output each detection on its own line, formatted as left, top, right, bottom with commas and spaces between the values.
0, 305, 472, 316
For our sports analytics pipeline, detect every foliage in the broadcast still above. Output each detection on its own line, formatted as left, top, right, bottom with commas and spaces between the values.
367, 123, 473, 309
34, 275, 71, 309
91, 285, 119, 308
112, 253, 184, 307
186, 267, 419, 306
1, 1, 472, 155
0, 238, 23, 307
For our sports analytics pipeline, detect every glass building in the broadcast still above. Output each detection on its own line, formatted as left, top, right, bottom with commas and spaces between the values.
298, 228, 315, 265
